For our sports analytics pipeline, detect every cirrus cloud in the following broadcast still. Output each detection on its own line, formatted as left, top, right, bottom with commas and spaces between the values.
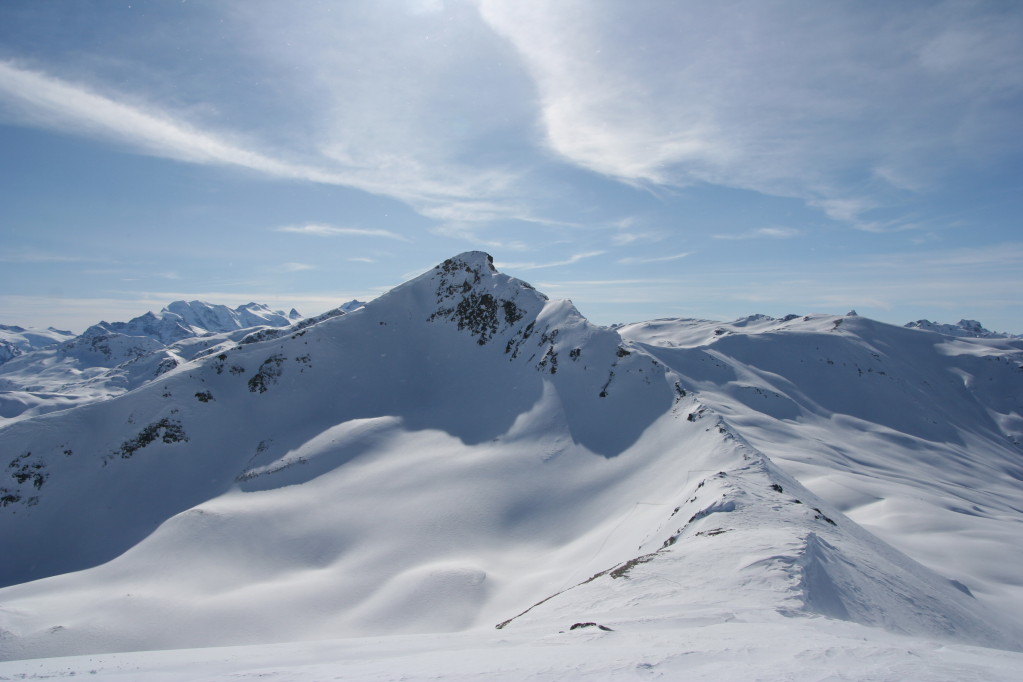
273, 224, 409, 241
478, 0, 1023, 223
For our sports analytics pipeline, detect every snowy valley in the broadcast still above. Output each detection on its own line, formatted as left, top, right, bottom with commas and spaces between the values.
0, 252, 1021, 681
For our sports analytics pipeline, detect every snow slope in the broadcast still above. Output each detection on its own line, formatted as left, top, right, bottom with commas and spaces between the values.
1, 254, 1021, 675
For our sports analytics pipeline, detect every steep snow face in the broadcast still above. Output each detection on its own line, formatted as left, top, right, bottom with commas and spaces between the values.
621, 313, 1023, 621
365, 252, 676, 455
0, 254, 1019, 660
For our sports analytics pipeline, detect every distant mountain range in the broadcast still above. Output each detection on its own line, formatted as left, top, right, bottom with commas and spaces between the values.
0, 300, 364, 423
0, 325, 75, 364
904, 318, 1020, 338
1, 252, 1020, 662
80, 300, 301, 346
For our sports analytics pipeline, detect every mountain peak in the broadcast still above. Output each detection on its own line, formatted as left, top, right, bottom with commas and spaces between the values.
444, 250, 498, 273
367, 251, 551, 350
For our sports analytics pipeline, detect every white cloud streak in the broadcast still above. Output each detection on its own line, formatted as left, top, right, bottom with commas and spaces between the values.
0, 58, 526, 225
280, 262, 317, 272
497, 251, 605, 271
618, 252, 692, 265
0, 60, 347, 185
274, 224, 408, 241
858, 242, 1023, 271
713, 227, 801, 241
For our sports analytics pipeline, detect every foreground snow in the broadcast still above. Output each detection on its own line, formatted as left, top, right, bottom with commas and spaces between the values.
1, 619, 1022, 682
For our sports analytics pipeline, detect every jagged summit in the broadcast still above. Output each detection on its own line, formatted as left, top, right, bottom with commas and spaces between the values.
380, 251, 549, 347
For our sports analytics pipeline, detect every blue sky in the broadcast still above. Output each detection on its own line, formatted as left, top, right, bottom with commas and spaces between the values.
1, 1, 1021, 333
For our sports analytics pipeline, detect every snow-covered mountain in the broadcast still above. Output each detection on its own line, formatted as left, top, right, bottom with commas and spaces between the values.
905, 318, 1021, 339
0, 324, 75, 365
0, 300, 323, 424
0, 253, 1021, 677
81, 300, 297, 346
61, 300, 301, 359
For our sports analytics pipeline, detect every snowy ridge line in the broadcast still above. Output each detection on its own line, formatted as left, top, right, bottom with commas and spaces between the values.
709, 409, 1023, 651
495, 400, 1023, 651
489, 411, 774, 631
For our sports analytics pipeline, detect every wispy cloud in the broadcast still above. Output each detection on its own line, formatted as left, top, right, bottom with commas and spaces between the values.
280, 262, 317, 272
498, 251, 605, 271
618, 252, 692, 265
217, 3, 540, 221
713, 227, 801, 241
274, 224, 408, 241
430, 223, 531, 252
611, 231, 666, 246
0, 58, 527, 226
79, 268, 180, 281
418, 200, 531, 225
0, 247, 89, 263
537, 278, 680, 288
0, 60, 349, 186
478, 1, 1023, 224
531, 247, 1022, 330
859, 242, 1023, 270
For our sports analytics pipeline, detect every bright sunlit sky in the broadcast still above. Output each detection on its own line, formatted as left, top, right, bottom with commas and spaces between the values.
1, 1, 1021, 334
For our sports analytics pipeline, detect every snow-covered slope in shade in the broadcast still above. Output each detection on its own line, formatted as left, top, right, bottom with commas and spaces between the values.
1, 254, 1020, 662
0, 301, 307, 424
620, 312, 1023, 621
